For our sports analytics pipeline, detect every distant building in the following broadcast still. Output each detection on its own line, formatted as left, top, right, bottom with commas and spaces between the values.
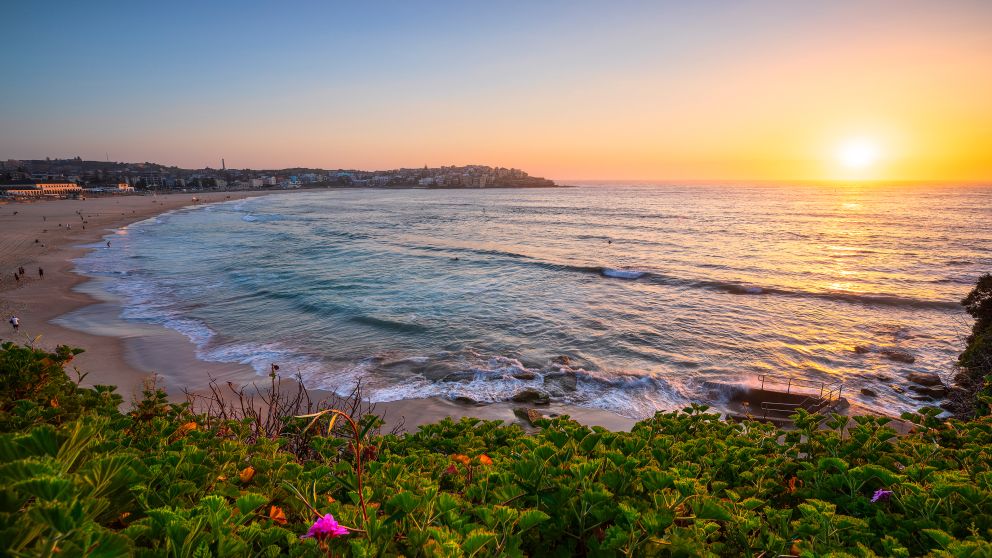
36, 183, 83, 196
0, 182, 82, 198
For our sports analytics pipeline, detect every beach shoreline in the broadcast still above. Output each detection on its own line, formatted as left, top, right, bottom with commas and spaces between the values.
0, 192, 289, 400
0, 191, 637, 431
0, 189, 925, 433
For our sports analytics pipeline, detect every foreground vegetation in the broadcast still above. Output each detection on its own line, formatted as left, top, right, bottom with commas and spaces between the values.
954, 273, 992, 418
1, 341, 991, 557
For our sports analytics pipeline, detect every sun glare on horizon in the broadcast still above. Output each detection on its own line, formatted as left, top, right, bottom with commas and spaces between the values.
836, 138, 881, 171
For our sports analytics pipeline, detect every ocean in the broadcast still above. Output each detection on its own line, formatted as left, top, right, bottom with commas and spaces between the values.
72, 184, 991, 418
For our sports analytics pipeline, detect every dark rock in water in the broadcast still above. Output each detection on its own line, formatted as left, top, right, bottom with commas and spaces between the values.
512, 371, 538, 380
880, 349, 915, 364
860, 388, 877, 397
854, 345, 872, 355
511, 388, 550, 405
911, 395, 934, 402
868, 373, 894, 382
907, 372, 942, 387
890, 385, 905, 394
909, 384, 947, 398
452, 395, 482, 405
422, 363, 460, 380
441, 371, 476, 383
543, 371, 577, 392
552, 355, 571, 366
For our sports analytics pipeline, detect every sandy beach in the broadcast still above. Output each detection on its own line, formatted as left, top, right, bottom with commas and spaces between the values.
0, 192, 282, 399
0, 191, 636, 431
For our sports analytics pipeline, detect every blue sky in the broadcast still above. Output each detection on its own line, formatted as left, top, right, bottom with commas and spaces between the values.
3, 1, 990, 180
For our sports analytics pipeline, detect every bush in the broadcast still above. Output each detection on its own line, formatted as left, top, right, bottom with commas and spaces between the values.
955, 274, 992, 417
1, 342, 991, 557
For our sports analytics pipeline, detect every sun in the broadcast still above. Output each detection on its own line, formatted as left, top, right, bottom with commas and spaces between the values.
836, 138, 880, 170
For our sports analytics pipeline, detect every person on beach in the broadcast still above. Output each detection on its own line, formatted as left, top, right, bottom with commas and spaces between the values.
38, 268, 44, 278
9, 316, 19, 330
107, 241, 111, 248
13, 273, 19, 283
18, 266, 25, 275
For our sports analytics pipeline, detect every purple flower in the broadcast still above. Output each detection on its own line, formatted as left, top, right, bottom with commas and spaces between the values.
870, 489, 893, 503
301, 514, 349, 539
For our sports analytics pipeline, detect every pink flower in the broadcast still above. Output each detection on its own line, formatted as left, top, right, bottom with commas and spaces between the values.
870, 489, 893, 503
301, 514, 349, 539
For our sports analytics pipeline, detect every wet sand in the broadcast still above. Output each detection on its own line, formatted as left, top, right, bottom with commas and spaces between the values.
0, 192, 637, 431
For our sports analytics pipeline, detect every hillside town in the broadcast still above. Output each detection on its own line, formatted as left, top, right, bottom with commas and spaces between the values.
0, 158, 558, 199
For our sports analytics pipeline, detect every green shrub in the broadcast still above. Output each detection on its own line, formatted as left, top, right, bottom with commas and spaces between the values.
1, 342, 991, 557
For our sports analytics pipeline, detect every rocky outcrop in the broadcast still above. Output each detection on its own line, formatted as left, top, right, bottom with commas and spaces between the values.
907, 372, 942, 387
880, 350, 916, 364
909, 384, 947, 398
513, 407, 550, 426
511, 388, 550, 405
543, 371, 577, 392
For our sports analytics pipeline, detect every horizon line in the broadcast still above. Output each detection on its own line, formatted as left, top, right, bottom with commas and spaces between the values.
5, 156, 989, 185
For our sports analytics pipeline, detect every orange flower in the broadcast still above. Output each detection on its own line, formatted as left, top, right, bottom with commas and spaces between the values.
178, 421, 198, 435
787, 476, 801, 494
269, 505, 287, 525
168, 421, 199, 442
452, 454, 471, 466
239, 466, 256, 483
478, 454, 493, 466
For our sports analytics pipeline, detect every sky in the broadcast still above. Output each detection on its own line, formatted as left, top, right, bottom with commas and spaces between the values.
2, 0, 991, 181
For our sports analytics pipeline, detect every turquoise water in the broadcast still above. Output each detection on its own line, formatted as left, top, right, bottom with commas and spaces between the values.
75, 185, 991, 417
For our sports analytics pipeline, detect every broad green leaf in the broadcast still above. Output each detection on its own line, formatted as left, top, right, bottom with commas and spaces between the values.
235, 492, 268, 516
461, 529, 496, 555
517, 509, 550, 532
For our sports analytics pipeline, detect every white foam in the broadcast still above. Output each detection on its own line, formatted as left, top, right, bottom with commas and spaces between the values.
602, 268, 646, 279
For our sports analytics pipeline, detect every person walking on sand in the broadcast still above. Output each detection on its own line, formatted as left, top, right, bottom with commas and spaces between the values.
38, 267, 44, 278
9, 316, 19, 331
106, 241, 111, 248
